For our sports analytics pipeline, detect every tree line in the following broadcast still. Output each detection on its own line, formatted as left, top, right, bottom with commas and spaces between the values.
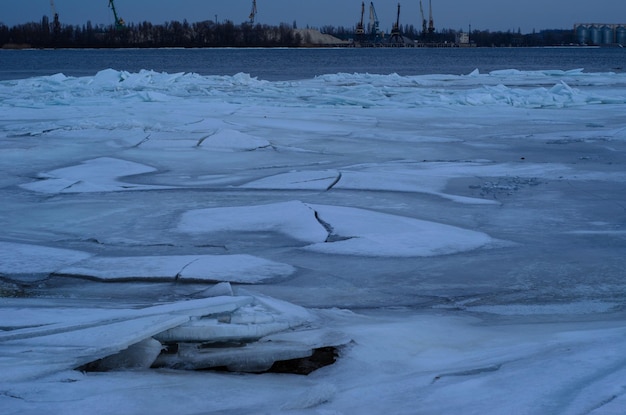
0, 16, 577, 48
0, 17, 301, 48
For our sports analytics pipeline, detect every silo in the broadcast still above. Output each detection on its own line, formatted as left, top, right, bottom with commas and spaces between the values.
576, 25, 589, 44
616, 26, 626, 45
601, 25, 614, 44
588, 25, 601, 44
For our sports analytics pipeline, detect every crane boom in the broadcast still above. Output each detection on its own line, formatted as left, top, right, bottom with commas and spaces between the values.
50, 0, 61, 35
108, 0, 125, 29
368, 2, 380, 37
356, 1, 365, 35
419, 0, 427, 35
428, 0, 435, 33
393, 3, 400, 32
249, 0, 257, 24
389, 2, 401, 43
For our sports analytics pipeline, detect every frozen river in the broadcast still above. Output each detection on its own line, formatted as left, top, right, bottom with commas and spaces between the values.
1, 50, 626, 414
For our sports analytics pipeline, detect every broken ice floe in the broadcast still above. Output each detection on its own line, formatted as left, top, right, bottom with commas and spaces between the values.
0, 291, 349, 381
153, 293, 349, 373
179, 200, 494, 257
197, 129, 272, 151
240, 160, 623, 205
56, 254, 295, 283
0, 241, 92, 278
20, 157, 168, 194
179, 200, 329, 244
0, 241, 294, 284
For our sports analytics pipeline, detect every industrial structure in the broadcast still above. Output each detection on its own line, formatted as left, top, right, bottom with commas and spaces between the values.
368, 2, 382, 41
355, 2, 366, 38
419, 1, 427, 35
49, 0, 61, 35
427, 0, 435, 33
108, 0, 125, 29
248, 0, 257, 24
352, 1, 448, 47
574, 23, 626, 45
388, 3, 403, 44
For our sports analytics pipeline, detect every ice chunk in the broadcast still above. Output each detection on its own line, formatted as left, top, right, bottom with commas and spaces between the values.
179, 200, 329, 243
82, 338, 163, 371
0, 296, 253, 343
154, 328, 350, 372
0, 242, 92, 277
56, 255, 196, 281
178, 200, 493, 257
179, 255, 295, 283
155, 295, 316, 343
1, 314, 188, 381
154, 319, 291, 343
20, 157, 167, 194
55, 254, 294, 283
306, 203, 493, 257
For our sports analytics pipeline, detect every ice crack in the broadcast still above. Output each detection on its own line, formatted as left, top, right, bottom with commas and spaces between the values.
325, 171, 342, 191
313, 209, 334, 242
431, 364, 502, 384
312, 208, 353, 243
133, 134, 151, 148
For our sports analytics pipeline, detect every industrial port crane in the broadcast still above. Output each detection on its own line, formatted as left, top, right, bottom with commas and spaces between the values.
108, 0, 125, 29
249, 0, 257, 24
428, 0, 435, 33
49, 0, 61, 35
419, 0, 427, 35
389, 3, 402, 43
355, 2, 365, 37
368, 2, 381, 39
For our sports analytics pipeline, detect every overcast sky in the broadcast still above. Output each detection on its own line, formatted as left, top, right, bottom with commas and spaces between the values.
3, 1, 624, 34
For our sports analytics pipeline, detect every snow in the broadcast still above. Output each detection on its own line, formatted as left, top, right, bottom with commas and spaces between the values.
2, 66, 626, 414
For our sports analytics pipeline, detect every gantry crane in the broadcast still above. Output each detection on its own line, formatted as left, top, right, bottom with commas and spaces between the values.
355, 2, 365, 37
428, 0, 435, 33
249, 0, 257, 24
108, 0, 125, 29
49, 0, 61, 35
368, 2, 381, 39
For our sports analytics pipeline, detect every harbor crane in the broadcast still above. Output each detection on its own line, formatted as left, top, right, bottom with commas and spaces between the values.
108, 0, 125, 29
49, 0, 61, 35
389, 3, 402, 43
428, 0, 435, 33
249, 0, 257, 24
419, 0, 427, 35
368, 2, 381, 39
356, 2, 365, 37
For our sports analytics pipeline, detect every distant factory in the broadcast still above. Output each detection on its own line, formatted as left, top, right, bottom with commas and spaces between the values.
574, 23, 626, 46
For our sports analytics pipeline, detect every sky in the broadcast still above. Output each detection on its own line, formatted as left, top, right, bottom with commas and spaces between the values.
1, 1, 625, 34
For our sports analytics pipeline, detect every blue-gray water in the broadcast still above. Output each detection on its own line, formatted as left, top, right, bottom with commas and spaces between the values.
1, 47, 625, 81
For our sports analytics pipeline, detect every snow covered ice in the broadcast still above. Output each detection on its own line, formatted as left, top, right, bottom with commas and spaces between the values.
1, 66, 626, 414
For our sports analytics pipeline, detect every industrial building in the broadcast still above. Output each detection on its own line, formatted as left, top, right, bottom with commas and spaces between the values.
574, 24, 626, 46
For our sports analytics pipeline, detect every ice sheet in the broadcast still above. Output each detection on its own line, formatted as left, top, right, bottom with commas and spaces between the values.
2, 67, 626, 414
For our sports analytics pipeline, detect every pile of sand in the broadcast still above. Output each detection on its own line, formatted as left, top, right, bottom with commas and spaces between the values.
295, 29, 349, 45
